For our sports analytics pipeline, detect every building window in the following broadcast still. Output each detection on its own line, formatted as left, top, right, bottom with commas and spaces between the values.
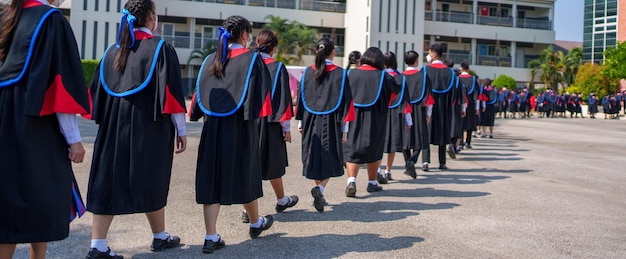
387, 0, 391, 33
81, 20, 86, 59
83, 0, 87, 10
366, 16, 369, 32
95, 0, 99, 11
106, 0, 110, 12
117, 0, 121, 12
104, 22, 109, 51
93, 21, 98, 59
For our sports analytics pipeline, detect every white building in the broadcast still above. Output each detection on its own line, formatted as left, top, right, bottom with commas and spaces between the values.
67, 0, 555, 91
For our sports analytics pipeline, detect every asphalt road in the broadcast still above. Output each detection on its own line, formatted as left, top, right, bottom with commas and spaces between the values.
13, 115, 626, 258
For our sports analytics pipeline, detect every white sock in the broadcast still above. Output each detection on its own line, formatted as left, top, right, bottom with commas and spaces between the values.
347, 177, 356, 184
277, 196, 290, 206
385, 170, 391, 174
377, 168, 382, 175
91, 239, 113, 255
317, 184, 325, 193
250, 216, 264, 228
423, 162, 429, 165
368, 180, 378, 185
205, 233, 220, 242
153, 231, 169, 240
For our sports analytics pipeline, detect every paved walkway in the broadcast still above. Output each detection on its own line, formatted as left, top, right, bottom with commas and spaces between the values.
14, 116, 626, 258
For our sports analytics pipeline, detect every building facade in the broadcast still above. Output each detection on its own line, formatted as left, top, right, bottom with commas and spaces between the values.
582, 0, 623, 64
68, 0, 555, 89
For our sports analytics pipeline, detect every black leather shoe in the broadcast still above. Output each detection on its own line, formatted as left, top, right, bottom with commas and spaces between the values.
439, 164, 448, 170
447, 146, 456, 159
202, 238, 225, 254
151, 234, 181, 251
385, 172, 393, 181
249, 215, 274, 239
404, 162, 417, 179
275, 195, 299, 212
345, 182, 357, 197
86, 248, 123, 259
366, 183, 383, 192
376, 173, 388, 184
241, 211, 250, 223
311, 187, 325, 212
421, 163, 429, 172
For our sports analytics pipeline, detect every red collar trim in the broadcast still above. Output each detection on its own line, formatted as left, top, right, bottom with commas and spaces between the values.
229, 48, 249, 58
311, 64, 339, 72
24, 0, 45, 8
263, 58, 276, 65
459, 74, 472, 78
134, 31, 154, 40
429, 63, 449, 69
403, 70, 419, 75
388, 71, 398, 76
358, 64, 378, 71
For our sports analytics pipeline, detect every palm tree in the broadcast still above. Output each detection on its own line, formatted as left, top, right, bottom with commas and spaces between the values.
562, 47, 583, 86
187, 40, 217, 67
264, 15, 320, 65
290, 22, 318, 65
528, 59, 541, 91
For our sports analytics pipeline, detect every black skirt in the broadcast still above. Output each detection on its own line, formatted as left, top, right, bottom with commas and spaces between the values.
384, 111, 407, 153
344, 106, 387, 163
480, 105, 496, 126
260, 120, 288, 180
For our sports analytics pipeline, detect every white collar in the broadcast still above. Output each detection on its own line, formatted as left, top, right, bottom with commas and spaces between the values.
36, 0, 49, 5
431, 60, 444, 64
134, 27, 153, 35
229, 43, 244, 49
261, 52, 271, 59
405, 66, 419, 71
384, 68, 394, 73
325, 59, 333, 65
460, 72, 470, 75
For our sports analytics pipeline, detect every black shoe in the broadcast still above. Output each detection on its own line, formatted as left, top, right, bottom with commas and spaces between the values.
447, 146, 456, 159
489, 135, 493, 139
404, 162, 417, 179
455, 146, 461, 154
422, 163, 429, 172
385, 172, 393, 181
376, 173, 388, 184
466, 144, 472, 149
439, 164, 448, 170
241, 211, 250, 223
366, 183, 383, 192
311, 187, 325, 212
345, 182, 357, 197
86, 248, 123, 259
202, 238, 225, 254
275, 195, 299, 213
249, 215, 274, 239
151, 234, 181, 251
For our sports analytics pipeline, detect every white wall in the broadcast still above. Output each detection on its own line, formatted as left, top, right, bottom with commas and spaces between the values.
424, 21, 555, 44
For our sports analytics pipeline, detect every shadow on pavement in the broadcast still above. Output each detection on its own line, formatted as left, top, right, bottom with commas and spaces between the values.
376, 187, 490, 198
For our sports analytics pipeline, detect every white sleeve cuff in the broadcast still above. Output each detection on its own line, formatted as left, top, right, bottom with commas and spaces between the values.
280, 120, 291, 132
171, 113, 187, 136
341, 122, 349, 133
426, 105, 433, 117
482, 101, 486, 108
475, 101, 480, 110
461, 103, 467, 113
404, 113, 413, 126
56, 113, 81, 144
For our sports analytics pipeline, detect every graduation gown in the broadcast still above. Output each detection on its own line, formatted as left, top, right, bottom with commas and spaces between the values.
588, 96, 598, 113
0, 3, 89, 243
191, 49, 271, 205
478, 86, 497, 126
450, 75, 467, 139
87, 32, 186, 215
259, 58, 293, 180
403, 68, 433, 151
344, 65, 400, 163
459, 74, 478, 131
425, 63, 459, 146
296, 64, 354, 180
383, 70, 411, 153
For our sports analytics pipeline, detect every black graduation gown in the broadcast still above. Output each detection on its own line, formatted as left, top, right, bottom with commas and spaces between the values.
296, 64, 354, 180
459, 74, 478, 131
479, 87, 497, 126
383, 70, 411, 153
403, 68, 432, 151
536, 94, 545, 113
259, 58, 293, 180
450, 76, 467, 139
425, 63, 459, 146
588, 96, 598, 113
344, 66, 400, 163
191, 49, 271, 205
0, 5, 89, 243
87, 35, 186, 215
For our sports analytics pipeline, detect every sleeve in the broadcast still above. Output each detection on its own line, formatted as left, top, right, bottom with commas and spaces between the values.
160, 44, 187, 115
254, 56, 273, 119
426, 105, 433, 117
274, 65, 294, 122
188, 92, 204, 121
280, 120, 291, 132
341, 76, 356, 123
56, 113, 82, 144
385, 73, 402, 94
404, 113, 413, 126
170, 113, 187, 136
83, 62, 107, 123
26, 12, 89, 117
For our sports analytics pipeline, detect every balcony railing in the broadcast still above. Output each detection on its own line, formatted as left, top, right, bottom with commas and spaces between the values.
160, 35, 191, 49
177, 0, 345, 13
441, 53, 471, 63
425, 10, 551, 30
477, 55, 511, 67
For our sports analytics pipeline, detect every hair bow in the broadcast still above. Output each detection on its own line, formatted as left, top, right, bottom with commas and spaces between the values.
116, 9, 137, 49
218, 27, 231, 63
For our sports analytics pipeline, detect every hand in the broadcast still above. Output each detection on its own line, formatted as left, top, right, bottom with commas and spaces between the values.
461, 111, 466, 118
482, 108, 486, 112
342, 133, 347, 143
298, 127, 302, 134
283, 131, 292, 143
68, 142, 86, 163
426, 116, 431, 124
175, 136, 187, 154
475, 110, 479, 115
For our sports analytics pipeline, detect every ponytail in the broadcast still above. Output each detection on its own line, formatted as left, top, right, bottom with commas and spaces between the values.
113, 0, 154, 71
209, 15, 251, 79
314, 37, 334, 84
0, 0, 26, 60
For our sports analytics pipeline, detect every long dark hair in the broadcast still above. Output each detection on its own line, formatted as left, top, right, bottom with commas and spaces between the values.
314, 37, 334, 84
114, 0, 154, 71
209, 15, 252, 79
359, 47, 385, 70
255, 29, 277, 55
383, 51, 397, 70
346, 50, 361, 70
0, 0, 25, 60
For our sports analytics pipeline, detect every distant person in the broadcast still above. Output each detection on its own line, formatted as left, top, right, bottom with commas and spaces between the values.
458, 62, 479, 150
346, 50, 361, 71
588, 93, 598, 119
478, 79, 497, 138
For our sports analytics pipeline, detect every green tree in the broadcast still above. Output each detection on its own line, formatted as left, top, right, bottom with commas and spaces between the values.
187, 40, 217, 67
264, 15, 319, 65
562, 47, 583, 87
573, 62, 614, 99
528, 59, 541, 91
492, 74, 516, 89
602, 41, 626, 85
528, 45, 565, 91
